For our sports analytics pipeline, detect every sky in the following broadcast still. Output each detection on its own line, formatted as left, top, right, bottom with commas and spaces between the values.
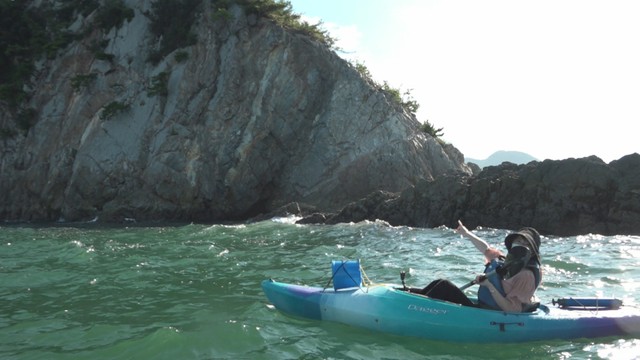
287, 0, 639, 163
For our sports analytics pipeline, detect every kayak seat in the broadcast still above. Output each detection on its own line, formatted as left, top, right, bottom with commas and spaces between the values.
523, 302, 541, 313
405, 286, 540, 313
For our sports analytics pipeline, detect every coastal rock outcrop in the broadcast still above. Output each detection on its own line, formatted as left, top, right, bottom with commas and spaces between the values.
0, 1, 470, 222
4, 1, 634, 236
302, 154, 640, 236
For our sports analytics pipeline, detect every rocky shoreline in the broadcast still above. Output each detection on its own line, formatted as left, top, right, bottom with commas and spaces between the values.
274, 154, 640, 237
2, 2, 637, 237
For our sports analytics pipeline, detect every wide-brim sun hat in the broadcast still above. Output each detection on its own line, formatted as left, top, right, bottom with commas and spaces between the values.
505, 227, 541, 263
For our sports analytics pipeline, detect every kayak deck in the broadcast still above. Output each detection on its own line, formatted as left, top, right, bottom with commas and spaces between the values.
262, 279, 640, 343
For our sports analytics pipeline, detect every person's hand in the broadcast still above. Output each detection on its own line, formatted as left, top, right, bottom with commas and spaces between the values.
475, 274, 489, 286
455, 220, 469, 236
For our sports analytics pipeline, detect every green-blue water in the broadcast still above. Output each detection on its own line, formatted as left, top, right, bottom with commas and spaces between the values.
2, 218, 639, 359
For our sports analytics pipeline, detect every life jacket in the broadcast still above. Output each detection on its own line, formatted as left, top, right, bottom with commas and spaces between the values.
477, 258, 541, 310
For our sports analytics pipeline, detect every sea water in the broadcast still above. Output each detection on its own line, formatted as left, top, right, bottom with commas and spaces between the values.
1, 218, 639, 359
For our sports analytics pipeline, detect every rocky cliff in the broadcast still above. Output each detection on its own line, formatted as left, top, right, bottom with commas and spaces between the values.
301, 154, 640, 236
0, 1, 470, 222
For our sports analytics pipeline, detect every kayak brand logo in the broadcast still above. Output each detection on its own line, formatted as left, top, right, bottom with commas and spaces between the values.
407, 304, 448, 315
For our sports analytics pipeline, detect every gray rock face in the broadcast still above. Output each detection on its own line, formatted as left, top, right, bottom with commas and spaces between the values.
0, 2, 469, 222
311, 154, 640, 236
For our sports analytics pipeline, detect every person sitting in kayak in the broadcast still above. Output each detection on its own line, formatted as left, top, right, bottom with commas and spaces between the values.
413, 220, 541, 312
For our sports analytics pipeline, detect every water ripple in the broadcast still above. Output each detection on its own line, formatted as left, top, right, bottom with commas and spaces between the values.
1, 222, 638, 359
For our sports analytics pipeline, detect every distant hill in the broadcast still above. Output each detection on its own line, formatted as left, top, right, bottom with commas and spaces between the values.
466, 151, 538, 168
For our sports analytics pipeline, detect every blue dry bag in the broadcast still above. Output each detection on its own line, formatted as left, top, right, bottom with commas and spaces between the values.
331, 260, 362, 290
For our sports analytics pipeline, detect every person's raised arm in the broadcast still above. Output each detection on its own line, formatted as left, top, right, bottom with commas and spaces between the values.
455, 220, 502, 261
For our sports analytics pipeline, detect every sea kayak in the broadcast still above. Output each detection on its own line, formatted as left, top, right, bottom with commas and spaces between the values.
261, 279, 640, 343
262, 280, 640, 343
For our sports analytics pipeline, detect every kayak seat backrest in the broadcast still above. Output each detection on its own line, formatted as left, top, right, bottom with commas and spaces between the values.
523, 301, 541, 313
331, 260, 362, 290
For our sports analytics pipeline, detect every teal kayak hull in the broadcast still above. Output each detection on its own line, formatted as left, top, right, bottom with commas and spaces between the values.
261, 279, 640, 343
